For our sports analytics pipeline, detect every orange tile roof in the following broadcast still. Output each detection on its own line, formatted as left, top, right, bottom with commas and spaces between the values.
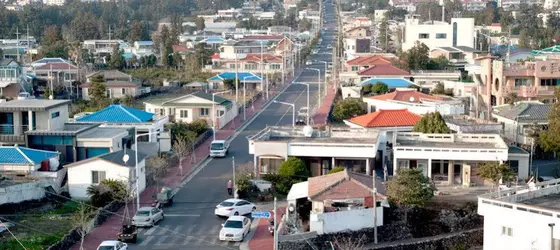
172, 44, 189, 53
348, 109, 421, 128
211, 53, 220, 59
358, 64, 410, 76
241, 53, 282, 63
368, 89, 444, 103
346, 55, 392, 66
307, 169, 386, 201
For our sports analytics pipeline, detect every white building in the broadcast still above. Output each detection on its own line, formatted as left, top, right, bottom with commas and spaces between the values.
43, 0, 64, 6
248, 126, 384, 177
392, 132, 529, 186
478, 178, 560, 250
66, 149, 147, 200
402, 15, 475, 51
544, 0, 559, 9
363, 89, 465, 116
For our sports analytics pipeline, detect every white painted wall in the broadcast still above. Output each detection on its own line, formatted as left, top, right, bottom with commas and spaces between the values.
67, 159, 146, 200
364, 98, 465, 115
309, 208, 383, 234
33, 104, 69, 131
508, 154, 530, 180
288, 142, 377, 158
0, 181, 45, 204
403, 17, 475, 51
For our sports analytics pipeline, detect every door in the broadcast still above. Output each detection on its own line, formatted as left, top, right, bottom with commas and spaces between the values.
462, 164, 471, 187
234, 201, 245, 214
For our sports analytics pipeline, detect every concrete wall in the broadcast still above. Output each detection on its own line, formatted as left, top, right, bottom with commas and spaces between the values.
35, 104, 69, 131
365, 99, 465, 116
309, 208, 383, 234
0, 181, 46, 204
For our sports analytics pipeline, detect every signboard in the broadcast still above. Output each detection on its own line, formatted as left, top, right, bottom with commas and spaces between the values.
251, 211, 271, 218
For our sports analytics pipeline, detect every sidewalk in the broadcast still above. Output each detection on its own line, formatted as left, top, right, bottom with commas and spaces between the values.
313, 83, 336, 125
70, 83, 285, 250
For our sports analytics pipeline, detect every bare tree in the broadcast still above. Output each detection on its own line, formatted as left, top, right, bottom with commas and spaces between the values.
72, 203, 94, 250
235, 161, 255, 179
173, 137, 188, 176
334, 235, 367, 250
146, 156, 169, 189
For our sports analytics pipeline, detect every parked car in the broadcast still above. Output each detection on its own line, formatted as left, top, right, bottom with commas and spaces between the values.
306, 60, 313, 65
248, 179, 272, 192
298, 107, 309, 117
132, 207, 164, 227
215, 198, 256, 217
96, 240, 128, 250
219, 216, 252, 242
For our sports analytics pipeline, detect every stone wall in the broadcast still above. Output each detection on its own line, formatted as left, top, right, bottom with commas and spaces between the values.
369, 228, 483, 250
47, 201, 124, 250
0, 181, 46, 205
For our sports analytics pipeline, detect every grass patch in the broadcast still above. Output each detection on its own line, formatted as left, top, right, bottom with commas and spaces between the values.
0, 233, 63, 250
48, 201, 80, 215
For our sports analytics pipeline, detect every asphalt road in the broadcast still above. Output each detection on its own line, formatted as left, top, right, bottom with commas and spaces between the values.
129, 2, 339, 250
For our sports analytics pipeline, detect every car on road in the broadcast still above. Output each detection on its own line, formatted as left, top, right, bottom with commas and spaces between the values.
215, 198, 256, 217
298, 107, 309, 117
219, 216, 251, 242
132, 207, 164, 227
327, 45, 332, 49
210, 140, 229, 157
97, 240, 128, 250
306, 60, 313, 65
328, 62, 333, 68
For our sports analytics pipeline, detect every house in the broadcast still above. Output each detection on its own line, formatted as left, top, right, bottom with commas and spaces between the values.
343, 38, 372, 60
345, 26, 372, 38
82, 40, 126, 57
343, 55, 393, 73
286, 169, 386, 235
344, 109, 421, 141
361, 78, 416, 90
81, 70, 149, 100
362, 89, 465, 116
131, 41, 154, 58
209, 53, 283, 75
392, 132, 530, 186
0, 145, 59, 177
410, 70, 462, 90
26, 123, 132, 164
492, 102, 551, 145
207, 72, 263, 90
31, 59, 78, 85
477, 178, 560, 250
73, 104, 169, 144
402, 15, 475, 51
66, 149, 148, 200
0, 99, 71, 146
430, 46, 484, 69
476, 57, 559, 116
0, 58, 31, 98
358, 65, 411, 82
248, 126, 383, 177
444, 115, 503, 134
143, 92, 237, 130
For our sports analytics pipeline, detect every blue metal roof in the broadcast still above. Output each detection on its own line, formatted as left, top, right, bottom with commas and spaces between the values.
76, 104, 154, 123
208, 72, 262, 81
136, 41, 154, 45
0, 146, 58, 165
204, 36, 225, 44
361, 78, 416, 88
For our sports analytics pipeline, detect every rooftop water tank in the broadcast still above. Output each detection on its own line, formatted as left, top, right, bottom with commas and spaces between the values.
49, 158, 60, 172
303, 126, 313, 137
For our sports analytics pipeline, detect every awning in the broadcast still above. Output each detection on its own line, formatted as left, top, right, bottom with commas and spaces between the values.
287, 181, 308, 201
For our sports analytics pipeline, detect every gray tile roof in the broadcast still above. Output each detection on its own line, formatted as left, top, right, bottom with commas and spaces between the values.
494, 102, 552, 122
438, 47, 459, 52
0, 99, 71, 111
98, 149, 147, 167
454, 46, 479, 52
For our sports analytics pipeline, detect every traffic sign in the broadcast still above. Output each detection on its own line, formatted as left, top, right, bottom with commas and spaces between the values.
251, 211, 271, 218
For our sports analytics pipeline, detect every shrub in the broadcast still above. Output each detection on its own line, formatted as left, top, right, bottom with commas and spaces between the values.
278, 157, 309, 180
86, 179, 127, 207
328, 166, 346, 174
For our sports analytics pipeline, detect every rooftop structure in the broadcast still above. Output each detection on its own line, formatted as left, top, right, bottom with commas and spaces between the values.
444, 115, 503, 134
363, 89, 465, 116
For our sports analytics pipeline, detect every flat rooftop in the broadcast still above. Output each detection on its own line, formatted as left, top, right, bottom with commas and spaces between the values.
251, 126, 379, 144
520, 194, 560, 211
396, 140, 500, 149
77, 127, 129, 139
0, 99, 71, 111
394, 133, 508, 149
444, 115, 502, 127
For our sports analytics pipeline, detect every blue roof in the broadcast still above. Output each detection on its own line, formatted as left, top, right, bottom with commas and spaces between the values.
122, 52, 134, 59
26, 74, 36, 79
136, 41, 153, 45
0, 146, 58, 165
76, 104, 154, 123
361, 78, 416, 88
208, 72, 262, 81
204, 36, 225, 44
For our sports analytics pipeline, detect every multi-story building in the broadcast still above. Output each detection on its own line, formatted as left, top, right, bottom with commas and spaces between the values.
402, 15, 475, 51
0, 58, 31, 98
82, 40, 126, 57
476, 57, 560, 115
344, 38, 372, 60
462, 0, 489, 11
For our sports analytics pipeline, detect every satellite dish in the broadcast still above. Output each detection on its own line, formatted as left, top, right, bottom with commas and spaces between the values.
409, 97, 415, 102
122, 154, 130, 163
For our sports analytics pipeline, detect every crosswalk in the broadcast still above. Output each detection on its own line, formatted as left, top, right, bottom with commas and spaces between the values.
133, 224, 241, 249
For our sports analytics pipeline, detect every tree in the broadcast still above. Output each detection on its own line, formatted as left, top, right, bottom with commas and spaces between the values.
387, 168, 435, 221
379, 18, 391, 52
328, 166, 346, 174
427, 55, 450, 70
173, 136, 189, 176
334, 235, 367, 250
518, 29, 531, 49
397, 41, 430, 71
109, 45, 125, 69
85, 179, 127, 207
89, 75, 108, 109
477, 162, 515, 190
413, 112, 451, 133
332, 98, 366, 122
195, 17, 206, 31
539, 88, 560, 155
279, 157, 309, 180
72, 203, 94, 250
370, 82, 389, 95
146, 156, 169, 188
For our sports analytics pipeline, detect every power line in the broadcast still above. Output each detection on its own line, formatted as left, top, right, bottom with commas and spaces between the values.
0, 219, 27, 250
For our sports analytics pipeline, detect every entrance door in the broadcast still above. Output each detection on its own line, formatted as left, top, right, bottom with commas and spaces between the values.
462, 164, 471, 187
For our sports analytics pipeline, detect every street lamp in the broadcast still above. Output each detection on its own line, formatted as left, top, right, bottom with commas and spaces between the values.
293, 82, 310, 125
125, 131, 162, 211
212, 90, 232, 141
306, 67, 321, 107
273, 100, 295, 127
314, 60, 328, 93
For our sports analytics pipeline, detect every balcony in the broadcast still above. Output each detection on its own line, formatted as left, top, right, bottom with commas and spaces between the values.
0, 124, 30, 144
516, 86, 538, 98
538, 86, 556, 96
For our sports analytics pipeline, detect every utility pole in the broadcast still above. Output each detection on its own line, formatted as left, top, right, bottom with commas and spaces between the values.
15, 27, 20, 62
373, 171, 378, 244
273, 196, 278, 250
25, 25, 30, 64
108, 25, 112, 41
235, 55, 239, 103
232, 156, 237, 198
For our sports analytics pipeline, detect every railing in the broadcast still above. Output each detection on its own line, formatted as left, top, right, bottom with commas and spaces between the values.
516, 86, 538, 98
0, 124, 30, 135
538, 86, 556, 96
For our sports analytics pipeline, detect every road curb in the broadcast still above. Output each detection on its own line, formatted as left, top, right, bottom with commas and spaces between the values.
240, 218, 261, 250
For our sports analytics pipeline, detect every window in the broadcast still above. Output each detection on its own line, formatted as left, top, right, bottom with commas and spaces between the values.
51, 112, 60, 118
515, 78, 530, 87
452, 22, 458, 46
180, 110, 188, 118
436, 33, 447, 39
419, 33, 429, 39
270, 64, 281, 70
501, 226, 513, 236
351, 66, 359, 71
229, 64, 236, 69
200, 108, 209, 116
92, 171, 106, 184
121, 88, 126, 95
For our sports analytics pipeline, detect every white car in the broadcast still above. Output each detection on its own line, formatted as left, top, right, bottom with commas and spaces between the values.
219, 216, 252, 242
306, 60, 313, 65
215, 198, 256, 217
96, 240, 128, 250
298, 107, 309, 117
132, 207, 164, 227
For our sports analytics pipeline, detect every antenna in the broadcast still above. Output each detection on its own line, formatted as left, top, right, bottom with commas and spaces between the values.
25, 25, 30, 63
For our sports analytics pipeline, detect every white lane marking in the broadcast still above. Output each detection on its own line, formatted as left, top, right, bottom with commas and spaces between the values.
164, 214, 201, 217
154, 235, 169, 245
138, 235, 156, 247
144, 226, 157, 236
153, 225, 168, 236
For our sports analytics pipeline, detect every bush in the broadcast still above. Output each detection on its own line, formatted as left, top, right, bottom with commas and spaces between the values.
86, 179, 128, 207
236, 177, 259, 199
279, 157, 309, 180
332, 98, 366, 122
328, 166, 345, 174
